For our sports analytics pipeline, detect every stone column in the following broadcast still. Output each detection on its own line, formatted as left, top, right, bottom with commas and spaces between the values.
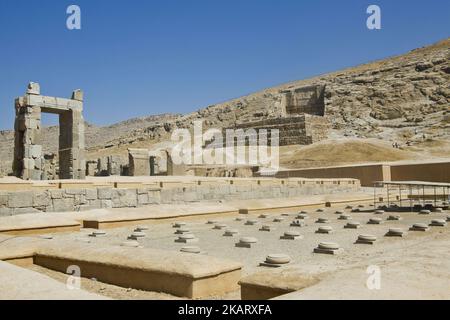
71, 105, 86, 180
59, 90, 85, 180
13, 83, 43, 180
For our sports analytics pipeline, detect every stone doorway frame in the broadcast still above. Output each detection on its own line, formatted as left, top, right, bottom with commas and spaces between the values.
13, 82, 86, 180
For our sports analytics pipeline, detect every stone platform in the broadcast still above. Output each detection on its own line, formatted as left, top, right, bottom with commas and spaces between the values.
0, 261, 107, 300
0, 176, 360, 216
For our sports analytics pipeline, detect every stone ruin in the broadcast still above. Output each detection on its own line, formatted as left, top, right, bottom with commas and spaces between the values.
125, 148, 255, 177
280, 84, 326, 116
10, 83, 328, 180
13, 83, 85, 180
209, 84, 330, 148
127, 148, 180, 177
128, 148, 152, 176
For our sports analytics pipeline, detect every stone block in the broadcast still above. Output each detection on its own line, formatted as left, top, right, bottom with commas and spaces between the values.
8, 191, 34, 208
128, 149, 150, 176
29, 145, 42, 159
0, 207, 13, 217
33, 192, 51, 207
183, 192, 198, 202
0, 193, 8, 206
13, 207, 41, 215
87, 199, 102, 209
30, 169, 42, 180
147, 191, 161, 204
72, 89, 84, 101
98, 188, 112, 200
85, 188, 98, 200
74, 195, 87, 206
52, 198, 75, 212
50, 190, 64, 199
65, 188, 86, 195
138, 193, 150, 205
26, 82, 41, 95
101, 200, 113, 208
137, 188, 148, 195
112, 189, 137, 208
23, 158, 34, 169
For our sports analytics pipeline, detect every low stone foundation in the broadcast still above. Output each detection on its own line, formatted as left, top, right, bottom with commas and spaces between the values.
0, 177, 360, 216
34, 243, 242, 299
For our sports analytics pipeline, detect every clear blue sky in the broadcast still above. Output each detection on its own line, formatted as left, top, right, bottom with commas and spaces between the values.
0, 0, 449, 130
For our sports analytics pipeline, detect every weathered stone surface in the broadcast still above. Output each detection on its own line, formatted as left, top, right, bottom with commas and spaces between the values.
101, 200, 113, 208
33, 192, 51, 207
112, 189, 137, 208
98, 188, 112, 200
13, 207, 41, 215
8, 192, 34, 208
0, 207, 13, 216
107, 155, 122, 176
65, 189, 86, 196
52, 198, 75, 212
50, 190, 64, 199
128, 148, 150, 176
13, 83, 85, 180
137, 193, 150, 205
86, 188, 98, 200
0, 193, 8, 206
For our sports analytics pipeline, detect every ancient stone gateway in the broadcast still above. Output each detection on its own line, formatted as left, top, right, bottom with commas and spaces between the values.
13, 82, 85, 180
128, 148, 151, 176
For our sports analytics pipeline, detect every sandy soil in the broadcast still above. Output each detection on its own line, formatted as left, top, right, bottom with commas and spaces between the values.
278, 138, 450, 169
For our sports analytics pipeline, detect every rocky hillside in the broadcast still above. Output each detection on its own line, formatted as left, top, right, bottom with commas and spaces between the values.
108, 37, 449, 148
1, 38, 449, 175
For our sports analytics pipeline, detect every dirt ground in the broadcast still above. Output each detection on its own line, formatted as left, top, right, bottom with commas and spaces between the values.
278, 138, 450, 169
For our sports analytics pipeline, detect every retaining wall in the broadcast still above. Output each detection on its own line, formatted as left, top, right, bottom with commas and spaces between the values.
391, 162, 450, 184
0, 178, 360, 216
274, 164, 390, 187
274, 161, 450, 187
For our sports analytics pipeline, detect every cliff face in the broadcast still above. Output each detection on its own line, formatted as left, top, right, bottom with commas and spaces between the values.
0, 38, 449, 176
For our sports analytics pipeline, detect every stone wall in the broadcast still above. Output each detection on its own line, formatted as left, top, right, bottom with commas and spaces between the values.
274, 160, 450, 187
0, 187, 161, 216
224, 115, 330, 146
186, 165, 257, 178
280, 85, 326, 116
128, 148, 151, 176
274, 164, 390, 187
95, 155, 126, 176
390, 161, 450, 184
0, 178, 360, 216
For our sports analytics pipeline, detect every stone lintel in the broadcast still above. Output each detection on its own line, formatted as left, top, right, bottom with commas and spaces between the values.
24, 95, 83, 113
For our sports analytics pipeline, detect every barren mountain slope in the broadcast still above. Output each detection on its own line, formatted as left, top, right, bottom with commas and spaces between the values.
0, 38, 449, 175
89, 37, 449, 159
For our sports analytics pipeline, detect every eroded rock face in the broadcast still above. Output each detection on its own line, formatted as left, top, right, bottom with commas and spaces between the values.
1, 39, 448, 177
74, 38, 450, 149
